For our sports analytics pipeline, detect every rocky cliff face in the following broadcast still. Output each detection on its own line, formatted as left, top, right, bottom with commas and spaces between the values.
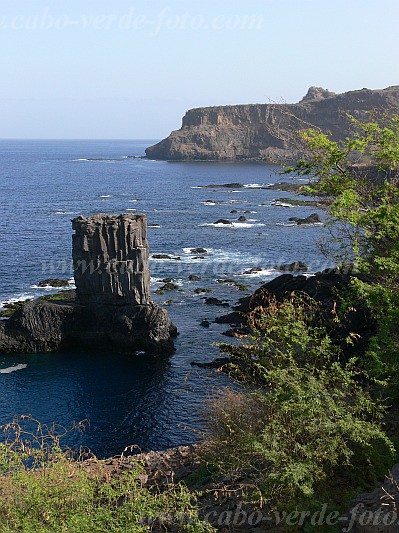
72, 214, 150, 306
0, 214, 177, 355
145, 86, 399, 161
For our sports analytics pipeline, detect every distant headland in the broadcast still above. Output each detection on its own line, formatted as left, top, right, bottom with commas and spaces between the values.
146, 85, 399, 162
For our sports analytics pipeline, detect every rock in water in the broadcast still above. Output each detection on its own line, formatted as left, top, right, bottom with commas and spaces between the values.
0, 214, 177, 355
214, 219, 233, 225
278, 261, 308, 272
288, 213, 321, 225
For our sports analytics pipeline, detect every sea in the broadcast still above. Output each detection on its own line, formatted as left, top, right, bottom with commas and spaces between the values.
0, 139, 330, 457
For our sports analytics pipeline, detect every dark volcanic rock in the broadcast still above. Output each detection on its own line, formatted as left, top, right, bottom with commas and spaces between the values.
152, 254, 181, 260
72, 214, 150, 306
288, 213, 321, 225
242, 267, 263, 275
0, 214, 177, 355
188, 275, 201, 281
200, 183, 244, 188
237, 216, 247, 222
38, 278, 70, 288
0, 299, 176, 354
204, 297, 229, 307
277, 261, 308, 272
214, 219, 233, 225
200, 319, 211, 328
217, 267, 374, 354
190, 248, 208, 254
146, 86, 399, 161
160, 283, 180, 291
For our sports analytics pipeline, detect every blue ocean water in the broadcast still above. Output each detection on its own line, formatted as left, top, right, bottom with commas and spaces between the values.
0, 140, 329, 457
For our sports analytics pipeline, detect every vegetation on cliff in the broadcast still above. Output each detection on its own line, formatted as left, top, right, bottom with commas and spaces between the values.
0, 417, 212, 532
202, 114, 399, 525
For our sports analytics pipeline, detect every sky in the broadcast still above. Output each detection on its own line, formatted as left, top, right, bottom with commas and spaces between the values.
0, 0, 398, 139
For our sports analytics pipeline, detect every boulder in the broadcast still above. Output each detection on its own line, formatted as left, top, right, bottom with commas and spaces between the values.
277, 261, 308, 272
288, 213, 321, 225
190, 248, 208, 254
38, 278, 70, 288
204, 297, 229, 307
214, 219, 233, 225
152, 254, 181, 260
160, 283, 180, 291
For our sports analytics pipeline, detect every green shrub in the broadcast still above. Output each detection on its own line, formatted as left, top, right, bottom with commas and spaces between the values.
0, 416, 213, 532
204, 295, 393, 509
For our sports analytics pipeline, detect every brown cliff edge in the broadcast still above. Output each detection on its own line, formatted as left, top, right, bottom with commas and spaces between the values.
146, 85, 399, 162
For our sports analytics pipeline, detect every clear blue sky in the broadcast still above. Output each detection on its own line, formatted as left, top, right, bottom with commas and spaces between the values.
1, 0, 398, 139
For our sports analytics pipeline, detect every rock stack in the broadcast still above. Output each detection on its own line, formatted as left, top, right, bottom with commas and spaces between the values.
0, 214, 177, 355
72, 214, 150, 306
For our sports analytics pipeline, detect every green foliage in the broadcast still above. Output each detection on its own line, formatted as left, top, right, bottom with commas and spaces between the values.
287, 114, 399, 393
204, 295, 393, 509
0, 300, 30, 317
0, 416, 213, 532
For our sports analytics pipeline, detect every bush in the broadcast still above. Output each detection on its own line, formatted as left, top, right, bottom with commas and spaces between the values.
0, 416, 213, 532
203, 295, 393, 508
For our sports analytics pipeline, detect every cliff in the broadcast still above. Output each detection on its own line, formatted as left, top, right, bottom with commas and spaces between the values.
145, 85, 399, 161
0, 214, 177, 355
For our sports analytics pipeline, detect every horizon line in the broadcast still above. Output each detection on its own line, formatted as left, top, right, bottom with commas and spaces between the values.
0, 138, 161, 141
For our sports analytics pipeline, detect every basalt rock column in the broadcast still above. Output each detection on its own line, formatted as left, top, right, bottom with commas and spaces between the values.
72, 214, 150, 306
0, 213, 176, 355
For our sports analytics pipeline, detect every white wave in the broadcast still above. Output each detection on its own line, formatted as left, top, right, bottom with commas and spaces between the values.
182, 247, 211, 255
276, 222, 298, 227
271, 201, 295, 208
233, 222, 265, 228
54, 211, 74, 215
100, 194, 111, 198
238, 268, 276, 278
73, 158, 121, 163
201, 201, 219, 206
191, 186, 203, 189
0, 364, 27, 374
276, 222, 323, 227
129, 199, 139, 203
30, 279, 75, 290
0, 294, 34, 309
199, 222, 265, 228
242, 183, 265, 188
126, 208, 136, 211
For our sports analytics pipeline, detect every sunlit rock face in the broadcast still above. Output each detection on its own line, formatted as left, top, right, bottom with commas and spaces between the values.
146, 85, 399, 162
72, 214, 150, 306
